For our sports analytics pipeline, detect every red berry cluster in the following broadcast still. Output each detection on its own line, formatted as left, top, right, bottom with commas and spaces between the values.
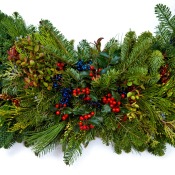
12, 99, 20, 107
57, 62, 65, 70
55, 103, 69, 120
55, 103, 67, 108
78, 111, 95, 131
160, 64, 170, 84
0, 94, 20, 107
102, 93, 121, 113
89, 65, 102, 80
72, 87, 91, 101
61, 114, 69, 120
7, 46, 19, 61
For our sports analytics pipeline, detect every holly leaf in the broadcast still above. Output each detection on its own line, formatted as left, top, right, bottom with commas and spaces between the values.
63, 107, 72, 114
90, 92, 98, 101
89, 117, 103, 125
97, 56, 108, 68
73, 105, 88, 115
111, 91, 120, 100
80, 71, 89, 78
100, 52, 110, 58
110, 55, 120, 65
101, 104, 111, 113
100, 67, 111, 74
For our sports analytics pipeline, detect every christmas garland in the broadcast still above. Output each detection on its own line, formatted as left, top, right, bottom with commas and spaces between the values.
1, 4, 175, 165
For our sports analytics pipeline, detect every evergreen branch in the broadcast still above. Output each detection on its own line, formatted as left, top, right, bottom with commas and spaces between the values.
155, 4, 175, 32
91, 68, 119, 89
25, 122, 66, 155
63, 140, 83, 165
65, 68, 81, 82
121, 31, 136, 62
121, 37, 153, 73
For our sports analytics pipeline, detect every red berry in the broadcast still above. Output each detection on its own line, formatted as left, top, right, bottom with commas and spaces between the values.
55, 104, 59, 108
55, 110, 61, 115
102, 97, 107, 103
90, 65, 95, 70
64, 114, 69, 118
57, 62, 61, 67
98, 68, 102, 72
122, 115, 127, 121
85, 90, 90, 95
73, 93, 77, 96
85, 87, 89, 91
80, 116, 84, 121
107, 93, 112, 97
87, 114, 91, 118
84, 115, 89, 120
91, 77, 95, 80
91, 111, 95, 116
86, 125, 90, 130
86, 96, 91, 101
89, 124, 95, 129
117, 101, 121, 106
112, 101, 117, 105
115, 107, 120, 113
80, 126, 84, 130
83, 125, 87, 130
62, 116, 66, 120
73, 89, 77, 93
77, 88, 81, 92
82, 88, 86, 93
121, 94, 125, 98
89, 72, 94, 77
112, 108, 116, 112
109, 100, 113, 104
110, 104, 114, 108
60, 63, 65, 67
63, 104, 67, 107
78, 121, 83, 126
111, 97, 115, 101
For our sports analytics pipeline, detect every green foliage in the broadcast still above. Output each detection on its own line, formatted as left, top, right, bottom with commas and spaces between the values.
155, 4, 175, 32
25, 122, 66, 155
0, 124, 16, 149
1, 4, 175, 165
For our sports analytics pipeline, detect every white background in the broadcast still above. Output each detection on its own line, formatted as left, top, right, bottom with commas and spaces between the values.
0, 0, 175, 174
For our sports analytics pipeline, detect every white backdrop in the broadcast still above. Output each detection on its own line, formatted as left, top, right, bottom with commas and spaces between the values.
0, 0, 175, 175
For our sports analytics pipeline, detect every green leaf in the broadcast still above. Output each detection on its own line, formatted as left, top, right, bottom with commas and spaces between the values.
100, 67, 111, 74
34, 45, 39, 52
73, 105, 88, 115
111, 91, 120, 100
89, 117, 103, 125
110, 56, 119, 64
100, 52, 110, 58
97, 56, 108, 68
127, 81, 133, 86
80, 71, 89, 78
63, 107, 73, 114
90, 92, 98, 101
101, 104, 111, 113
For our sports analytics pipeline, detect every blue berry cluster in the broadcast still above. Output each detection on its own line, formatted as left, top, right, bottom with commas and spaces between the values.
117, 86, 128, 95
89, 101, 101, 109
60, 88, 72, 106
52, 74, 62, 89
76, 60, 92, 71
